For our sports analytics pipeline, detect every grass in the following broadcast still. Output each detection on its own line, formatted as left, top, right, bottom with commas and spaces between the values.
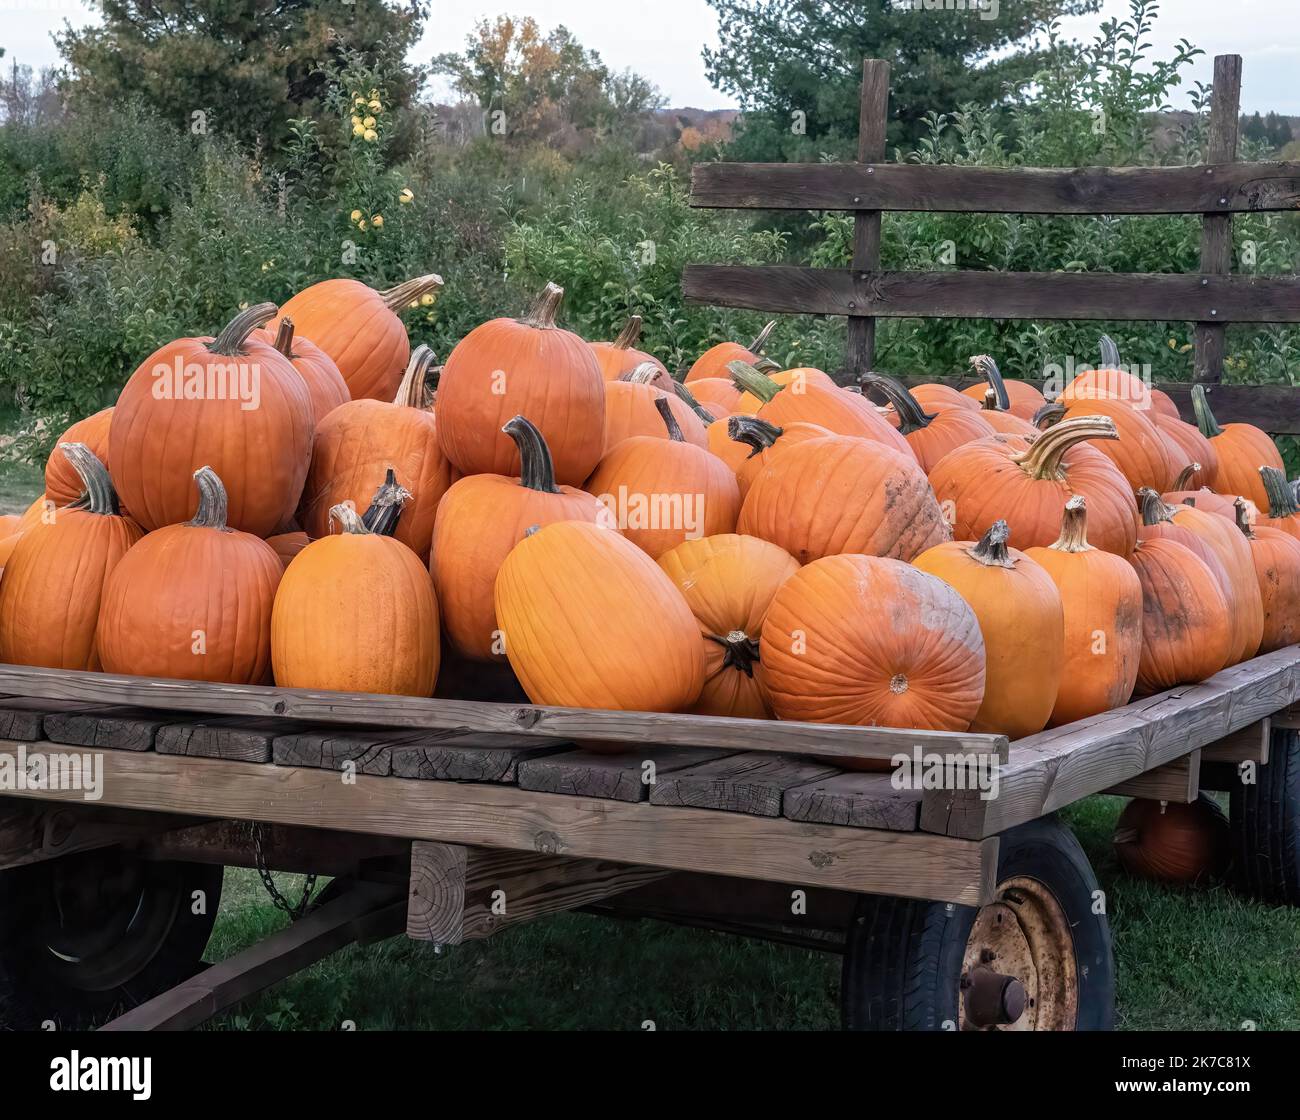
202, 796, 1300, 1031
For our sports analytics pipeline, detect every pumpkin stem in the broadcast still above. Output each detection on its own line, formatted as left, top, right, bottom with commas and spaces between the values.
622, 361, 662, 385
727, 415, 783, 459
209, 303, 277, 357
968, 520, 1015, 568
672, 380, 717, 424
1137, 487, 1178, 525
1234, 497, 1255, 539
520, 282, 564, 329
727, 360, 782, 404
272, 318, 295, 358
970, 354, 1010, 411
380, 274, 444, 312
503, 416, 561, 494
860, 373, 934, 435
394, 345, 438, 408
330, 503, 371, 536
703, 629, 761, 677
747, 320, 776, 356
1013, 415, 1119, 481
361, 468, 411, 536
188, 466, 230, 530
1049, 495, 1093, 553
1171, 463, 1200, 491
59, 442, 119, 516
1259, 466, 1300, 518
980, 388, 999, 412
653, 396, 686, 442
1032, 401, 1066, 429
612, 315, 643, 350
1191, 384, 1223, 439
1098, 334, 1122, 368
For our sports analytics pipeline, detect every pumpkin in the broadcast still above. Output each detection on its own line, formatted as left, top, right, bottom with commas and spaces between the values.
1128, 537, 1232, 693
1148, 387, 1180, 420
436, 283, 605, 485
688, 377, 744, 414
18, 492, 53, 532
1057, 335, 1154, 412
45, 407, 113, 506
1026, 496, 1142, 725
961, 355, 1046, 419
1240, 509, 1300, 653
913, 521, 1064, 738
1191, 384, 1283, 510
257, 318, 350, 425
0, 514, 19, 538
928, 416, 1139, 557
602, 364, 707, 452
585, 398, 740, 558
977, 388, 1039, 436
272, 496, 439, 696
298, 346, 455, 563
0, 444, 144, 671
657, 534, 799, 719
432, 416, 613, 661
1255, 466, 1300, 541
724, 415, 833, 499
493, 520, 704, 711
1162, 466, 1247, 522
738, 430, 950, 564
684, 320, 775, 383
760, 554, 985, 739
906, 381, 981, 414
1113, 796, 1229, 885
589, 314, 671, 388
266, 531, 309, 568
1059, 395, 1174, 492
1153, 412, 1218, 491
97, 467, 283, 684
270, 273, 443, 401
862, 373, 995, 472
733, 365, 838, 414
110, 303, 313, 537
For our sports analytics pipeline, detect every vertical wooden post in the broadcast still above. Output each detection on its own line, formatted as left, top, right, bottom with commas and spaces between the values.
845, 59, 890, 384
1193, 54, 1242, 384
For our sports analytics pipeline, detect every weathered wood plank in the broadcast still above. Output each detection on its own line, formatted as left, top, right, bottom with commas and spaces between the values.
0, 699, 97, 742
1202, 718, 1270, 764
271, 727, 429, 775
783, 770, 922, 831
648, 752, 838, 817
517, 746, 730, 803
42, 706, 180, 753
157, 717, 308, 764
0, 744, 998, 904
389, 733, 566, 783
0, 800, 198, 871
683, 265, 1300, 324
846, 58, 890, 379
1105, 749, 1200, 802
139, 820, 409, 877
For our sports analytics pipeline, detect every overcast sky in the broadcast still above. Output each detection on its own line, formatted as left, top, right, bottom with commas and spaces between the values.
4, 0, 1299, 113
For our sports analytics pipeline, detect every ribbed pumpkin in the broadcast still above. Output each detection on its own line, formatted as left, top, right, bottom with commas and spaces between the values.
913, 521, 1064, 738
585, 399, 740, 558
725, 415, 833, 499
272, 498, 439, 696
961, 355, 1046, 419
256, 318, 350, 425
1026, 497, 1142, 725
929, 417, 1138, 557
432, 417, 613, 661
733, 365, 838, 414
270, 274, 443, 401
1255, 466, 1300, 541
1057, 335, 1154, 411
109, 303, 313, 536
436, 283, 605, 485
907, 381, 981, 414
1128, 537, 1232, 693
862, 373, 995, 472
45, 407, 113, 506
1191, 384, 1282, 510
266, 531, 309, 568
760, 554, 985, 736
1241, 510, 1300, 653
689, 377, 744, 415
1163, 467, 1245, 522
1148, 387, 1180, 420
494, 520, 704, 711
602, 364, 707, 451
589, 315, 671, 388
978, 388, 1039, 436
738, 431, 950, 564
0, 445, 144, 671
1060, 395, 1174, 492
97, 467, 283, 684
657, 534, 799, 719
684, 321, 775, 383
299, 346, 455, 561
0, 514, 19, 538
1114, 796, 1229, 884
1154, 412, 1218, 491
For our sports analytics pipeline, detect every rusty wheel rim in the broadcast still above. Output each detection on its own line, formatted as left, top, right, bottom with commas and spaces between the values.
958, 875, 1078, 1031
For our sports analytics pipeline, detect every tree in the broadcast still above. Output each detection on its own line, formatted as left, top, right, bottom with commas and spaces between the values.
55, 1, 427, 149
703, 0, 1100, 159
1242, 111, 1267, 145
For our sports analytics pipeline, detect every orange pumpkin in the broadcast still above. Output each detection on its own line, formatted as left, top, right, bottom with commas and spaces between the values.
1059, 395, 1174, 492
977, 388, 1039, 436
97, 467, 283, 684
733, 364, 838, 414
1255, 466, 1300, 541
432, 416, 613, 661
0, 444, 144, 671
436, 283, 605, 485
689, 377, 744, 414
494, 520, 705, 711
1057, 335, 1154, 412
1163, 467, 1247, 522
725, 415, 833, 499
0, 514, 19, 538
1154, 411, 1218, 491
266, 531, 309, 568
270, 273, 443, 401
1114, 796, 1229, 884
862, 373, 995, 472
257, 318, 350, 425
657, 534, 799, 719
1241, 512, 1300, 653
110, 303, 313, 536
906, 381, 981, 415
961, 355, 1046, 419
1026, 497, 1142, 725
589, 314, 671, 388
684, 320, 775, 383
45, 407, 113, 507
1191, 384, 1282, 510
602, 364, 707, 452
1148, 387, 1180, 420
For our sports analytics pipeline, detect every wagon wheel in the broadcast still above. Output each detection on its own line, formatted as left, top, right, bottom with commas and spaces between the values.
1230, 724, 1300, 906
841, 816, 1114, 1031
0, 847, 223, 1030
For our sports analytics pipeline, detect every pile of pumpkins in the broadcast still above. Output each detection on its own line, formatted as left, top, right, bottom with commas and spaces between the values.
1, 274, 1297, 752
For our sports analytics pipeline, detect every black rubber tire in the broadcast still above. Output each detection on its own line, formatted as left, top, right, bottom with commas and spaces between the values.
841, 815, 1114, 1031
1230, 726, 1300, 906
0, 850, 223, 1030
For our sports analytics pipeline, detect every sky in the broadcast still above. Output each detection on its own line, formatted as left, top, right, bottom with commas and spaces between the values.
3, 0, 1300, 114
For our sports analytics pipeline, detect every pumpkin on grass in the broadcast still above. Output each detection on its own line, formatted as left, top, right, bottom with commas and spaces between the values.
913, 520, 1064, 738
45, 407, 114, 506
1026, 497, 1142, 725
724, 415, 832, 498
97, 467, 282, 685
1113, 796, 1229, 885
257, 318, 350, 425
861, 372, 995, 472
1191, 383, 1283, 510
436, 282, 605, 485
760, 554, 985, 741
685, 321, 775, 383
493, 520, 704, 713
602, 363, 707, 451
657, 534, 799, 719
110, 303, 313, 536
270, 273, 443, 401
0, 444, 143, 671
589, 315, 671, 387
1255, 466, 1300, 540
1239, 502, 1300, 653
961, 355, 1045, 419
432, 416, 613, 661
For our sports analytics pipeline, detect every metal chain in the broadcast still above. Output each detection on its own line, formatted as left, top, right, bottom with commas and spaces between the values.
248, 821, 317, 921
